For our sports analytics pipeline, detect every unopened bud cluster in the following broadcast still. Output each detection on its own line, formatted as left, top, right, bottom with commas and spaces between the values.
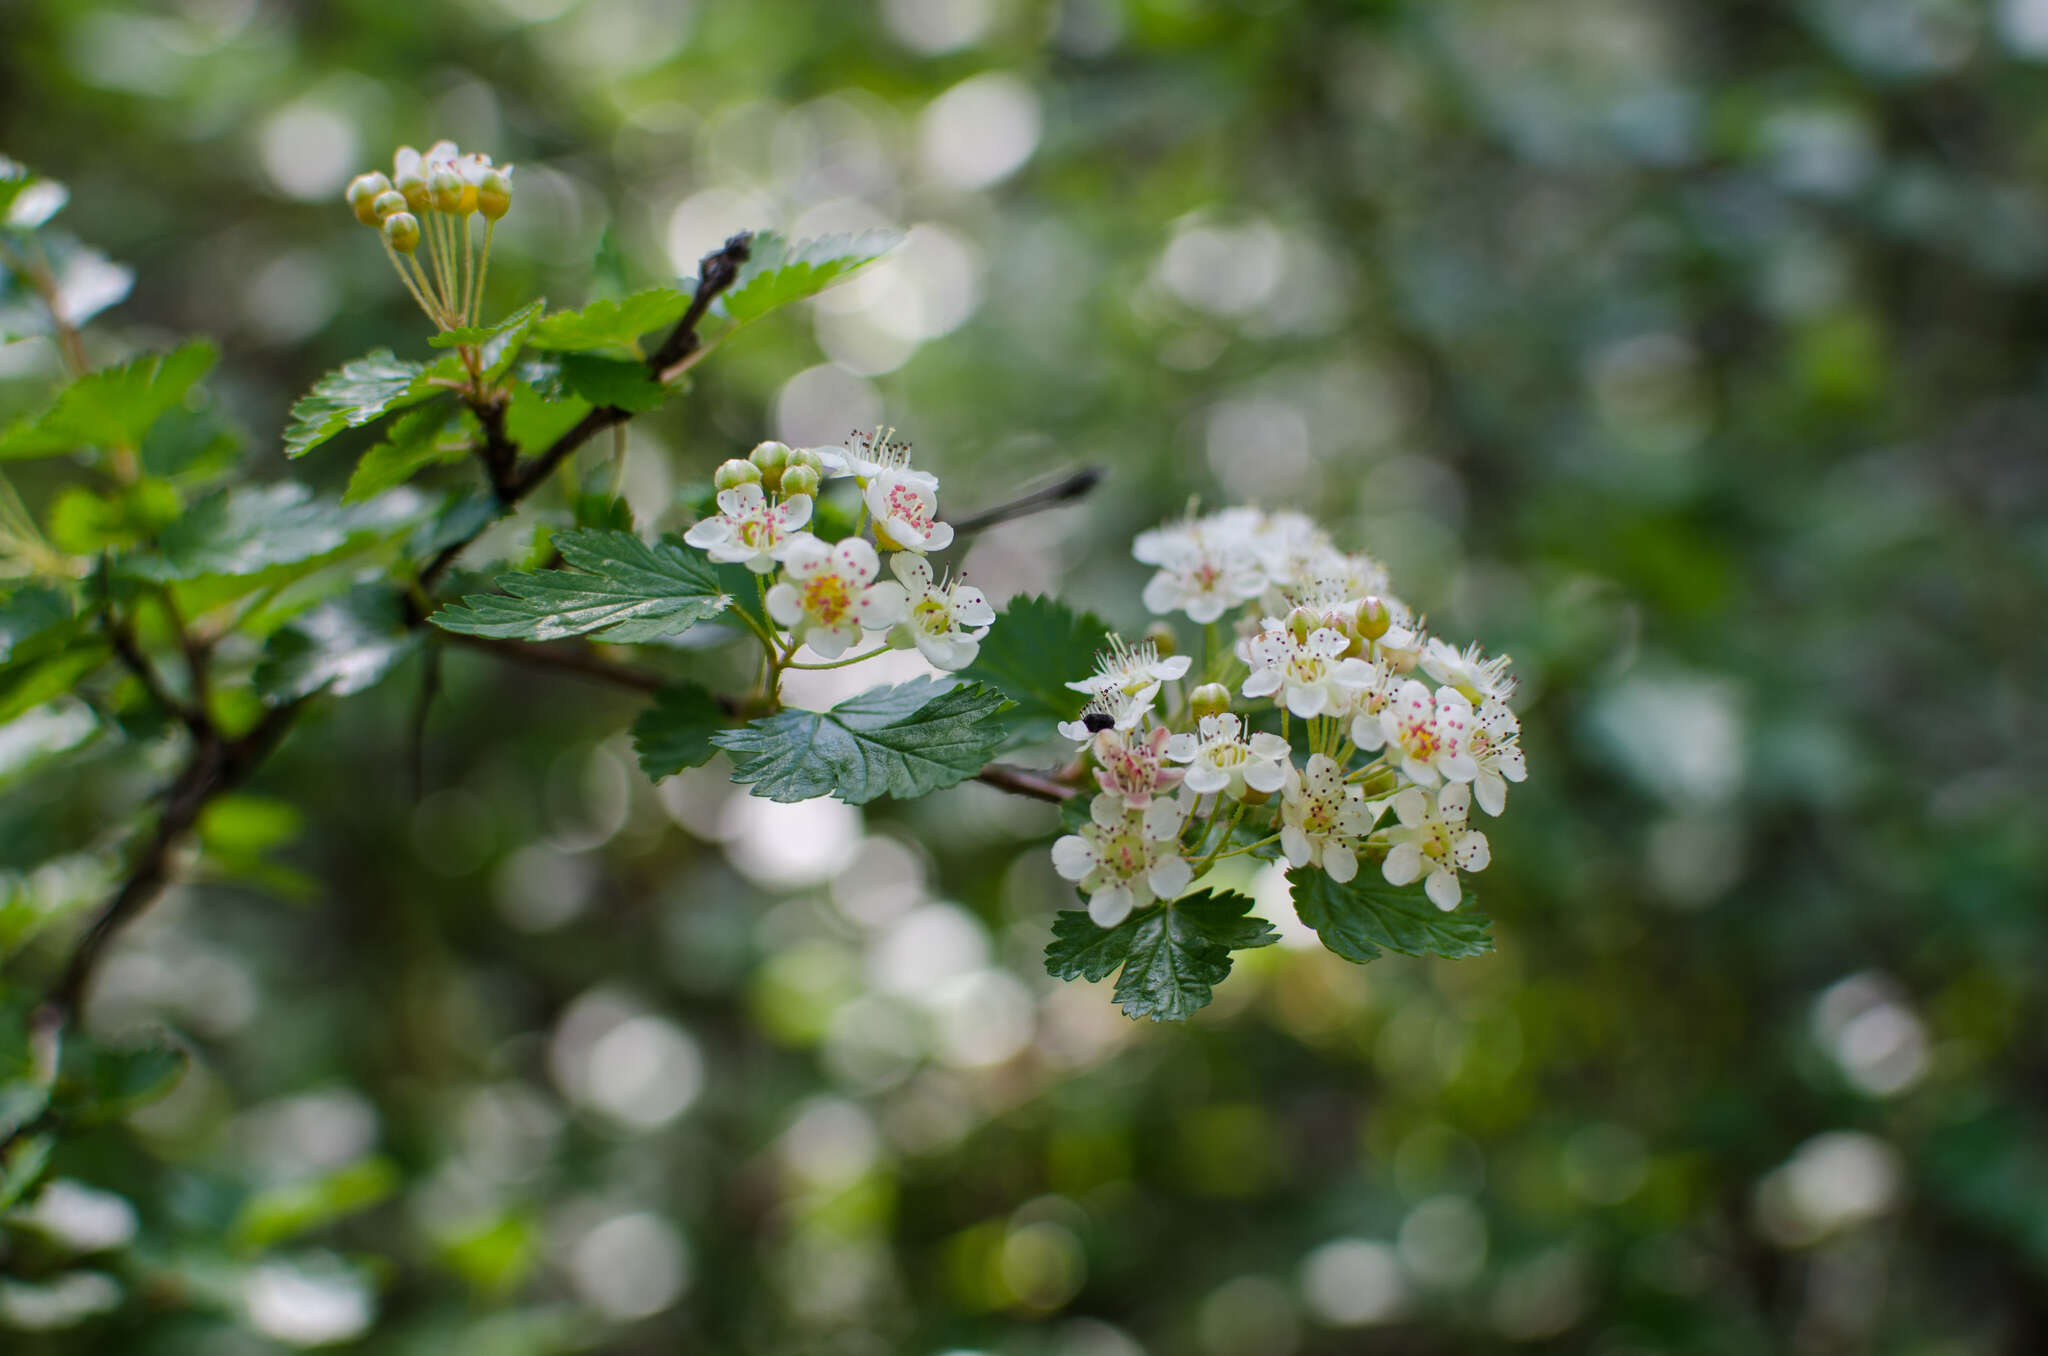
683, 429, 995, 672
1053, 507, 1528, 926
346, 141, 513, 333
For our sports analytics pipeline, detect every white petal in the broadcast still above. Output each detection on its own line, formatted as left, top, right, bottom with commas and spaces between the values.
765, 583, 803, 627
1247, 732, 1290, 759
1439, 752, 1478, 783
1165, 733, 1198, 762
1453, 830, 1490, 872
776, 495, 814, 529
1153, 654, 1192, 681
1185, 763, 1229, 795
835, 536, 880, 581
1051, 835, 1095, 881
1425, 868, 1461, 911
1382, 842, 1422, 886
683, 519, 730, 548
1057, 720, 1093, 743
1088, 887, 1134, 928
1436, 781, 1471, 822
858, 582, 907, 628
1474, 773, 1506, 817
1185, 594, 1228, 624
717, 482, 765, 516
1242, 671, 1282, 699
1242, 761, 1284, 794
1280, 824, 1312, 868
1141, 573, 1181, 615
1348, 715, 1386, 750
1323, 845, 1357, 883
1285, 684, 1328, 719
1089, 794, 1125, 829
806, 624, 854, 660
953, 591, 996, 625
1141, 797, 1185, 840
889, 551, 933, 589
922, 521, 954, 552
1148, 855, 1193, 900
919, 633, 976, 670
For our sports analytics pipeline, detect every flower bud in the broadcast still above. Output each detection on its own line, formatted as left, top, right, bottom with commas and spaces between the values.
1144, 620, 1178, 657
1189, 682, 1231, 719
1356, 595, 1391, 640
714, 458, 761, 491
429, 165, 464, 213
1238, 787, 1273, 807
779, 465, 821, 500
1286, 606, 1318, 642
477, 167, 513, 220
786, 446, 824, 476
382, 211, 421, 254
749, 440, 791, 491
370, 190, 407, 224
346, 172, 392, 226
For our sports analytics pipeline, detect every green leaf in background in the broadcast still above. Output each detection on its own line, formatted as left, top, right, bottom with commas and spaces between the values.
713, 677, 1011, 805
1286, 867, 1494, 963
962, 594, 1110, 745
557, 354, 663, 411
503, 378, 593, 449
46, 480, 182, 554
715, 229, 902, 327
631, 683, 731, 781
136, 483, 409, 580
54, 1035, 187, 1125
255, 584, 420, 701
1046, 890, 1277, 1022
430, 529, 728, 643
0, 854, 115, 963
528, 288, 690, 354
284, 349, 431, 459
230, 1157, 400, 1253
343, 401, 463, 504
427, 297, 546, 352
0, 588, 105, 723
0, 1133, 53, 1211
0, 341, 216, 460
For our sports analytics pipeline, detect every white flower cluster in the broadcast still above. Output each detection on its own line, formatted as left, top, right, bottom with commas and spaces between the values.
346, 141, 513, 332
683, 429, 994, 670
1054, 507, 1527, 923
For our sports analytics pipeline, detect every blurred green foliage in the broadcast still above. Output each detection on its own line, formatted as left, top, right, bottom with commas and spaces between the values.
2, 0, 2046, 1352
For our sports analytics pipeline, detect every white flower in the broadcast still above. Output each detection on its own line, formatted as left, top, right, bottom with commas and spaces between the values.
1376, 678, 1478, 786
1382, 784, 1489, 909
765, 534, 903, 659
877, 552, 992, 670
1057, 690, 1147, 743
817, 426, 933, 488
865, 469, 954, 553
1091, 725, 1184, 809
1238, 620, 1374, 719
1051, 792, 1194, 927
1134, 514, 1266, 624
1421, 638, 1517, 706
1278, 754, 1380, 882
1467, 699, 1527, 816
682, 483, 813, 573
1065, 635, 1192, 716
1345, 658, 1402, 752
1166, 714, 1291, 800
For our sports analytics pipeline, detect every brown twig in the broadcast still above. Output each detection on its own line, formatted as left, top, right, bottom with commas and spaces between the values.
975, 763, 1079, 803
950, 468, 1103, 537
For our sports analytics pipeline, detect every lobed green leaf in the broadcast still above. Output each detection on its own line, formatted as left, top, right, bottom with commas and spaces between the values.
1286, 868, 1494, 964
0, 341, 217, 461
430, 529, 728, 643
132, 483, 417, 581
1046, 890, 1277, 1022
714, 229, 903, 327
714, 677, 1012, 805
284, 349, 434, 459
343, 401, 463, 504
255, 585, 420, 701
528, 288, 691, 354
631, 683, 732, 780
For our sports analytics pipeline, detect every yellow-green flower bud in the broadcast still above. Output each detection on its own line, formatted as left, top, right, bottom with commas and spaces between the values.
395, 170, 430, 214
429, 165, 464, 213
749, 440, 791, 491
713, 458, 760, 491
370, 190, 407, 224
780, 465, 821, 500
477, 168, 512, 220
787, 446, 824, 476
1286, 606, 1318, 642
1144, 620, 1178, 657
382, 211, 421, 254
346, 172, 392, 226
1190, 682, 1231, 719
1356, 595, 1391, 640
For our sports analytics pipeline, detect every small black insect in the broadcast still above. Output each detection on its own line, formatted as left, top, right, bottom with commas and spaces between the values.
1082, 711, 1115, 733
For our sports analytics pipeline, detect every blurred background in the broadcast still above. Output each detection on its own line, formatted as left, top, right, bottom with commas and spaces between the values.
3, 0, 2047, 1351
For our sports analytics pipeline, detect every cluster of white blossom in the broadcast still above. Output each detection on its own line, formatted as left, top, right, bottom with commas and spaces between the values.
345, 140, 513, 332
683, 429, 994, 670
1054, 508, 1527, 925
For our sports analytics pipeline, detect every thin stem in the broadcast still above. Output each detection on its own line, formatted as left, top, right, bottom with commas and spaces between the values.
472, 220, 495, 327
0, 236, 89, 377
976, 763, 1077, 803
784, 646, 892, 671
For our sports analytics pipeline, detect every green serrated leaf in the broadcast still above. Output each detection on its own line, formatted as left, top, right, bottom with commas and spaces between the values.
528, 288, 690, 354
134, 483, 411, 581
714, 677, 1012, 805
0, 341, 217, 461
1287, 867, 1494, 964
1110, 890, 1274, 1022
631, 683, 731, 780
557, 354, 664, 412
231, 1157, 400, 1253
1045, 909, 1142, 983
428, 298, 546, 351
430, 529, 728, 643
343, 401, 463, 504
0, 1133, 53, 1210
716, 229, 902, 327
962, 594, 1111, 746
0, 646, 108, 723
255, 584, 419, 701
504, 378, 593, 449
285, 349, 433, 459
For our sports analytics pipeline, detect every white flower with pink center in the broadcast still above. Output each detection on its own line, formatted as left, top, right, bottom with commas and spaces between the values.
1051, 791, 1194, 927
864, 470, 954, 553
1467, 699, 1527, 816
1066, 635, 1192, 717
1057, 690, 1147, 743
818, 425, 931, 487
1278, 753, 1381, 882
1166, 714, 1290, 800
1134, 515, 1266, 624
875, 552, 993, 670
1238, 620, 1374, 719
1382, 783, 1489, 909
682, 482, 813, 573
1090, 725, 1184, 810
1421, 638, 1516, 706
765, 534, 903, 659
1344, 658, 1402, 752
1376, 678, 1478, 786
